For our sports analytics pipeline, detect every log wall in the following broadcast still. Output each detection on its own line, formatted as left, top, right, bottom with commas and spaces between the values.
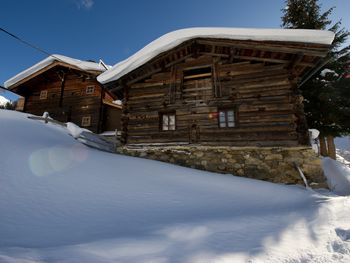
20, 70, 105, 133
124, 55, 304, 146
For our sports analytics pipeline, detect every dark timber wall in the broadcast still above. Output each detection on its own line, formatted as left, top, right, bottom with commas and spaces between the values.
112, 38, 332, 147
124, 56, 305, 146
13, 66, 121, 133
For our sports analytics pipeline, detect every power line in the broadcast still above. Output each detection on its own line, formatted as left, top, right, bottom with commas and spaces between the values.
0, 26, 69, 68
0, 26, 53, 57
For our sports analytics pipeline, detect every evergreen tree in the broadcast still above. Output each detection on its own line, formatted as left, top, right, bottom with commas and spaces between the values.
281, 0, 350, 159
0, 101, 15, 110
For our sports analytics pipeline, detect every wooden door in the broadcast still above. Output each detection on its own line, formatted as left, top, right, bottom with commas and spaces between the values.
189, 124, 199, 144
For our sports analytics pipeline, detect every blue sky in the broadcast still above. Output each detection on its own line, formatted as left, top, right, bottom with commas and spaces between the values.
1, 0, 349, 101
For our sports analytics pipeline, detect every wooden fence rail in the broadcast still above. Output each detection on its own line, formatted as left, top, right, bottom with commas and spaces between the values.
27, 115, 117, 153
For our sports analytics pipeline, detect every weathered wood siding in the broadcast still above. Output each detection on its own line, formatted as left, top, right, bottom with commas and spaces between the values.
124, 55, 304, 146
19, 69, 104, 133
102, 104, 122, 131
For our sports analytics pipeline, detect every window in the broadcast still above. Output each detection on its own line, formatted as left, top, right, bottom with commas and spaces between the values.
86, 86, 95, 94
161, 113, 176, 131
183, 66, 212, 80
183, 66, 212, 101
218, 109, 235, 128
40, 90, 48, 100
81, 116, 91, 127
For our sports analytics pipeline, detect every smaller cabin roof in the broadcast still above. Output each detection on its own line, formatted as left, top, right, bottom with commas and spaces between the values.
5, 54, 111, 89
97, 27, 335, 84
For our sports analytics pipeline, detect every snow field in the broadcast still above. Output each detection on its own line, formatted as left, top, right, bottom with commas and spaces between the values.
0, 110, 349, 262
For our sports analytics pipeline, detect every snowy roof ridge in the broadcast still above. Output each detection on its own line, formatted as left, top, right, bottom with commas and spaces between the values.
97, 27, 335, 84
5, 54, 110, 89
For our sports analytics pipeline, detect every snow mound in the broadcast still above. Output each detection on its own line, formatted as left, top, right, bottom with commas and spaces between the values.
323, 157, 350, 195
66, 122, 85, 138
98, 27, 335, 84
0, 110, 349, 262
4, 54, 110, 89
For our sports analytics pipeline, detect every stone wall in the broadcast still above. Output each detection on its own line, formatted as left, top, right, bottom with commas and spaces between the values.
117, 145, 326, 188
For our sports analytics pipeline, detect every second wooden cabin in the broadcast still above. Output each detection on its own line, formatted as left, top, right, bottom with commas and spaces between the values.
5, 55, 122, 133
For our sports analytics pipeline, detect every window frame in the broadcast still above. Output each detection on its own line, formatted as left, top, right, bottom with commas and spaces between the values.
81, 116, 91, 127
183, 66, 212, 81
85, 85, 95, 95
218, 108, 237, 128
182, 66, 213, 102
160, 112, 176, 131
39, 90, 48, 100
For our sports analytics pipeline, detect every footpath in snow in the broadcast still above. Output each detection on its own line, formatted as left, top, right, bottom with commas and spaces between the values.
0, 110, 349, 263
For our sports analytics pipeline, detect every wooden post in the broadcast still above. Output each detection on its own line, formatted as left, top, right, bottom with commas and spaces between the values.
319, 135, 328, 157
290, 77, 310, 145
58, 72, 66, 108
121, 82, 128, 145
326, 135, 336, 160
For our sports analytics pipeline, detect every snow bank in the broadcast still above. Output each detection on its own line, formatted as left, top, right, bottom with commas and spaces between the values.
0, 110, 350, 262
336, 136, 350, 152
66, 122, 85, 138
323, 157, 350, 195
98, 27, 335, 84
4, 54, 110, 89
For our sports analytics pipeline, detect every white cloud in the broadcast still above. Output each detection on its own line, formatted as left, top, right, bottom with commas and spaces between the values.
76, 0, 94, 10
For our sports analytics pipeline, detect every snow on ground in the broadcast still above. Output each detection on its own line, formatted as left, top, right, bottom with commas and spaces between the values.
336, 137, 350, 165
0, 110, 350, 262
324, 136, 350, 195
323, 158, 350, 195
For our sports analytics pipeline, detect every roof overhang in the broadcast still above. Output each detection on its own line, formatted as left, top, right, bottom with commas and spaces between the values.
5, 54, 107, 90
97, 27, 335, 85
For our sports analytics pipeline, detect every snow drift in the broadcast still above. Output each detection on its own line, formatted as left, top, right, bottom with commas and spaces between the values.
0, 110, 349, 263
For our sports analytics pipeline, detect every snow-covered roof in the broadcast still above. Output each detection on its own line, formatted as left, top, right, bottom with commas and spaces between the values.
97, 27, 335, 84
5, 54, 111, 89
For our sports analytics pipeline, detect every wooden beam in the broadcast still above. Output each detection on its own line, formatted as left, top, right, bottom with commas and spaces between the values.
196, 39, 329, 57
200, 51, 314, 67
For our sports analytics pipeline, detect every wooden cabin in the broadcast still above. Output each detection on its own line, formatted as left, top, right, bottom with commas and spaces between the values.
5, 55, 122, 133
96, 28, 335, 186
98, 28, 334, 147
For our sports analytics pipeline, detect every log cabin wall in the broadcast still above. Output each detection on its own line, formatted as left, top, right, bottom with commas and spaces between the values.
102, 104, 122, 132
119, 38, 330, 147
16, 66, 107, 133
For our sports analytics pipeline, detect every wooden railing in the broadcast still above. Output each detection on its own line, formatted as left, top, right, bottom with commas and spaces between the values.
28, 115, 67, 127
27, 115, 117, 153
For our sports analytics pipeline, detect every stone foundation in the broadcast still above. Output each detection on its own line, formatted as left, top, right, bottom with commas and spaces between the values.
117, 145, 326, 188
